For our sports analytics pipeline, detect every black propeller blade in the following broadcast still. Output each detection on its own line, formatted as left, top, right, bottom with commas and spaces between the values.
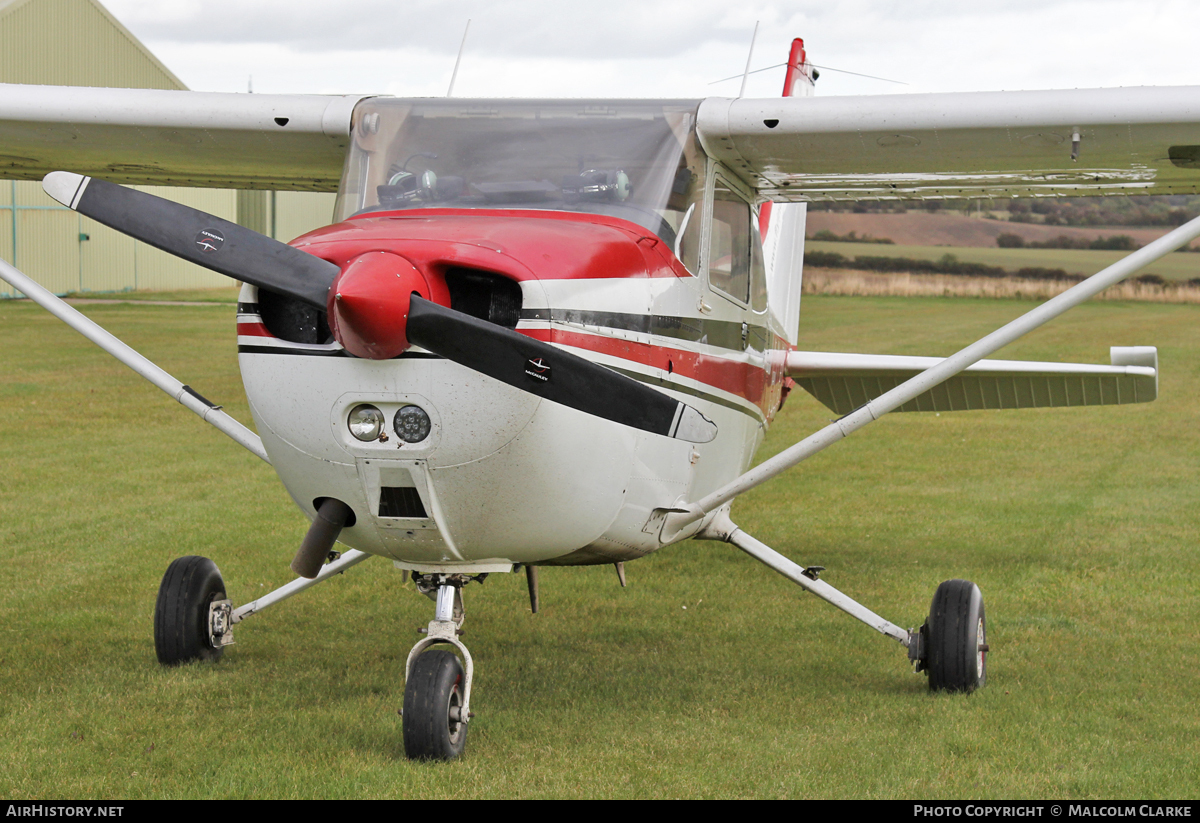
407, 296, 717, 443
42, 172, 338, 308
43, 172, 717, 444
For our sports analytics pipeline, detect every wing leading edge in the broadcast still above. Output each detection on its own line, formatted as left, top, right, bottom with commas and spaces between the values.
698, 87, 1200, 200
0, 84, 373, 190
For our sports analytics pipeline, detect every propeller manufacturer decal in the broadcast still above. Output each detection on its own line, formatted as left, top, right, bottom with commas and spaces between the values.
195, 228, 225, 253
525, 357, 551, 382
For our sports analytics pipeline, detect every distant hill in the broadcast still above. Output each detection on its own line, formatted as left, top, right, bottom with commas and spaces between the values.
804, 212, 1181, 249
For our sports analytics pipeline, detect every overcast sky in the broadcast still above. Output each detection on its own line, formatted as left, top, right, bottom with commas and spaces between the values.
103, 0, 1200, 100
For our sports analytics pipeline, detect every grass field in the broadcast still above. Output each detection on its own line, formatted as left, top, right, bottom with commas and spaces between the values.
1, 295, 1199, 799
802, 269, 1200, 304
60, 287, 241, 304
808, 240, 1200, 283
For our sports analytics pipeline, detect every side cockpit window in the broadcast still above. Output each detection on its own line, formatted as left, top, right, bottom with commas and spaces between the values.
709, 185, 751, 304
675, 202, 702, 274
750, 214, 768, 313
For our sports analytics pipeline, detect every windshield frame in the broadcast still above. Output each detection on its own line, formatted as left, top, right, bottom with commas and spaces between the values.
336, 97, 705, 248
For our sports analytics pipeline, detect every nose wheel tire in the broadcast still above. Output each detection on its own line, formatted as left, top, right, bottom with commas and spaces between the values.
154, 555, 227, 665
403, 649, 468, 761
925, 578, 986, 693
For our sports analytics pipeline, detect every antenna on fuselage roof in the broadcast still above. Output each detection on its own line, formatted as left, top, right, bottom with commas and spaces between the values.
738, 21, 760, 98
447, 19, 471, 97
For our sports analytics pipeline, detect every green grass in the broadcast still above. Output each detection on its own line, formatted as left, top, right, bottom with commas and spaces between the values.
58, 287, 242, 303
1, 296, 1198, 798
809, 240, 1200, 282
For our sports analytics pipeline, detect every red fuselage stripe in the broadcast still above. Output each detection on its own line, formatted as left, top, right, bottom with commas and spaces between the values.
239, 320, 780, 415
521, 327, 774, 412
237, 321, 272, 337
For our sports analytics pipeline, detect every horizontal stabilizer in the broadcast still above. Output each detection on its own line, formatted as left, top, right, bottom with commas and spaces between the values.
787, 347, 1157, 413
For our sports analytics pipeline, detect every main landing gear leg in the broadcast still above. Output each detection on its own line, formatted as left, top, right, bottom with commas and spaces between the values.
699, 511, 987, 693
402, 573, 480, 761
152, 549, 373, 665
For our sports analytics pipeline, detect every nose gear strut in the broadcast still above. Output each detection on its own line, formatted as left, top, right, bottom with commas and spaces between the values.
402, 573, 484, 760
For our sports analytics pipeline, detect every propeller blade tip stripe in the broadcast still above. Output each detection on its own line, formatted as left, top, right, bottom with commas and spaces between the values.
674, 405, 718, 443
42, 172, 89, 210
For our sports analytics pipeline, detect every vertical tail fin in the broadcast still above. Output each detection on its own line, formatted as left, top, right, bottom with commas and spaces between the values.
760, 38, 816, 240
760, 37, 812, 346
781, 38, 817, 98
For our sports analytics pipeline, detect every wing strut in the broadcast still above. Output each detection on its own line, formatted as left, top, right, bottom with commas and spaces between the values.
0, 259, 269, 464
658, 210, 1200, 543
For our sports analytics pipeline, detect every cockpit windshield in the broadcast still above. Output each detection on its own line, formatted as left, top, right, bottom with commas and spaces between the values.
335, 98, 704, 247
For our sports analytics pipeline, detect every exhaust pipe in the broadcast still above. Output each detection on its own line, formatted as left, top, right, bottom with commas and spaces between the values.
291, 499, 354, 579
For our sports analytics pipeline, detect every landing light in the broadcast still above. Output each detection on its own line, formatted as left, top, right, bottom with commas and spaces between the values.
394, 405, 431, 443
348, 404, 385, 441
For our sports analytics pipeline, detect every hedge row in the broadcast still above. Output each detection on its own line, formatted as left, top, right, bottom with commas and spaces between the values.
803, 250, 1196, 286
996, 233, 1140, 251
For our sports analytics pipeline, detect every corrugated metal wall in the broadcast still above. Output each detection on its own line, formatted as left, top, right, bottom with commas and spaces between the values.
237, 190, 338, 243
274, 191, 338, 242
0, 0, 338, 298
0, 0, 185, 89
0, 179, 234, 297
0, 181, 13, 268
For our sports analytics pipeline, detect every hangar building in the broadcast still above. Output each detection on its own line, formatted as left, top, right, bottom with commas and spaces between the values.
0, 0, 337, 298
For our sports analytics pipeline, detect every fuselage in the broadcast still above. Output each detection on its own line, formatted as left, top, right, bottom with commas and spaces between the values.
236, 96, 794, 572
237, 207, 787, 570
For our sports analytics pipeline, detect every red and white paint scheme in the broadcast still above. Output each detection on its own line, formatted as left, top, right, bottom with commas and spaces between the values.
239, 219, 784, 570
231, 97, 797, 579
3, 36, 1197, 760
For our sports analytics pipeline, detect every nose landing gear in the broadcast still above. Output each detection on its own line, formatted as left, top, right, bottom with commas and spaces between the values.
403, 574, 481, 761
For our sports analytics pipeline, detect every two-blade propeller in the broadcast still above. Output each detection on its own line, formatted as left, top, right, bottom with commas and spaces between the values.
43, 172, 339, 309
406, 296, 717, 443
43, 172, 717, 445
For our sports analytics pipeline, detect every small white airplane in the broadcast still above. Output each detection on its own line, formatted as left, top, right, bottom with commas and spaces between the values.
2, 38, 1197, 760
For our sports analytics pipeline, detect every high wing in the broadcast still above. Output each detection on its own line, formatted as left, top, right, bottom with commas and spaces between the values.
697, 87, 1200, 200
8, 84, 1200, 198
0, 84, 370, 190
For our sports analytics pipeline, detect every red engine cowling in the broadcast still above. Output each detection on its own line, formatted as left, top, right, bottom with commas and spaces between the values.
294, 209, 690, 359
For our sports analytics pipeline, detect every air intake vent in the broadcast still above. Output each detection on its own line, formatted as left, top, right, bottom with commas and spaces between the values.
259, 288, 332, 344
379, 486, 428, 518
445, 268, 522, 327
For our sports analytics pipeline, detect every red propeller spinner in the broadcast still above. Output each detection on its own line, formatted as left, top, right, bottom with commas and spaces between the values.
326, 251, 431, 360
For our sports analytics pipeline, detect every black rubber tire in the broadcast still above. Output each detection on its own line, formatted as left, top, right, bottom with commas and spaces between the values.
154, 556, 227, 665
926, 579, 986, 693
403, 650, 468, 761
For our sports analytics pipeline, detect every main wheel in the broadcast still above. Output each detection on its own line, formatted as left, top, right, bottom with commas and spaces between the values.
154, 556, 227, 665
925, 579, 986, 693
403, 650, 468, 761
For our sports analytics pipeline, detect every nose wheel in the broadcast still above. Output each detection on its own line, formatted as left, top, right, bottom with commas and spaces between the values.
403, 650, 468, 760
402, 574, 479, 761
